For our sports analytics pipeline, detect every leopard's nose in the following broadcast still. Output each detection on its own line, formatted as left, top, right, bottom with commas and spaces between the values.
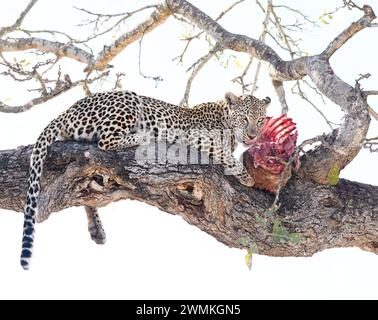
246, 124, 257, 139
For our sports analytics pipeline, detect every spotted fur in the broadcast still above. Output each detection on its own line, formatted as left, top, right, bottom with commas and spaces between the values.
21, 90, 269, 269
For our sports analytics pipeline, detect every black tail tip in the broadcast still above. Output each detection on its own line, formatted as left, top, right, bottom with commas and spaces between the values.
20, 259, 30, 270
263, 96, 271, 104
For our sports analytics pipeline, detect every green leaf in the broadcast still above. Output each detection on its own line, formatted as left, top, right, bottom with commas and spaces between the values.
272, 219, 282, 242
256, 215, 267, 228
249, 243, 259, 254
20, 59, 30, 67
245, 244, 258, 270
328, 14, 333, 20
234, 59, 242, 69
288, 233, 301, 244
272, 219, 300, 244
327, 164, 340, 185
245, 251, 252, 270
238, 236, 250, 246
320, 18, 329, 25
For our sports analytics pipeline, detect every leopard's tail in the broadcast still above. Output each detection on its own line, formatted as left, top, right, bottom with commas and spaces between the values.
20, 120, 60, 270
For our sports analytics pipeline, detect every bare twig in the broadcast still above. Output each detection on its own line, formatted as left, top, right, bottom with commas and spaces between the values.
73, 5, 158, 44
291, 81, 338, 130
138, 35, 163, 85
180, 43, 222, 106
273, 4, 317, 26
302, 78, 327, 104
251, 0, 272, 94
272, 80, 288, 114
0, 71, 109, 113
231, 55, 253, 93
173, 0, 246, 64
365, 90, 378, 95
270, 6, 295, 59
355, 73, 378, 121
74, 5, 158, 19
0, 0, 38, 37
363, 136, 378, 152
86, 5, 170, 72
113, 72, 126, 91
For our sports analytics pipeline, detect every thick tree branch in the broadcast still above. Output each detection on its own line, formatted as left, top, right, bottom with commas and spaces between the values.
0, 142, 377, 257
0, 38, 94, 64
298, 57, 371, 183
322, 5, 376, 59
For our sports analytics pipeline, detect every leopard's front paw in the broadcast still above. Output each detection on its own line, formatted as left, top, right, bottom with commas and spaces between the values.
237, 173, 255, 187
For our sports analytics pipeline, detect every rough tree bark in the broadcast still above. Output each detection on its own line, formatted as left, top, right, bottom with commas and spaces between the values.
0, 1, 377, 258
0, 142, 377, 257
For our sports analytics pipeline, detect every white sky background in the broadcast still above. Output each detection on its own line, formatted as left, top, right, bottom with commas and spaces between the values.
0, 0, 377, 299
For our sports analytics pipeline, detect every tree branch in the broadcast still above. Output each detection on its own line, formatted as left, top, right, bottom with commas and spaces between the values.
272, 80, 288, 114
365, 90, 378, 95
251, 0, 272, 94
0, 38, 94, 64
322, 5, 376, 59
0, 142, 377, 257
298, 57, 371, 183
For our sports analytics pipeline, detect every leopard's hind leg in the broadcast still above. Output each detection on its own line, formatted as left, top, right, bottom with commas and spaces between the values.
85, 206, 106, 245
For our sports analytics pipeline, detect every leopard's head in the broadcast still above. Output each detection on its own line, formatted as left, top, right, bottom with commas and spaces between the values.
223, 92, 270, 142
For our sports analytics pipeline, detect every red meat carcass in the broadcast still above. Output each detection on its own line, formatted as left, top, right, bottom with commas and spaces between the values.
243, 114, 299, 193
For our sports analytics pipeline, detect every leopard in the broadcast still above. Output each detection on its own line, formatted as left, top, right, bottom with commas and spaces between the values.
20, 90, 270, 269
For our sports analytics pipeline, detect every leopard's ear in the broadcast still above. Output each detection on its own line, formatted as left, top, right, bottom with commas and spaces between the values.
225, 92, 239, 106
262, 96, 271, 107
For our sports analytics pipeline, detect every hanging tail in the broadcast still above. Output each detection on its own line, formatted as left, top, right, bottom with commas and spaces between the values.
21, 121, 59, 270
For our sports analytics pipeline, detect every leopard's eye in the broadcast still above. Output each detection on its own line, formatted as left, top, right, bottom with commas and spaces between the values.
257, 118, 265, 128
